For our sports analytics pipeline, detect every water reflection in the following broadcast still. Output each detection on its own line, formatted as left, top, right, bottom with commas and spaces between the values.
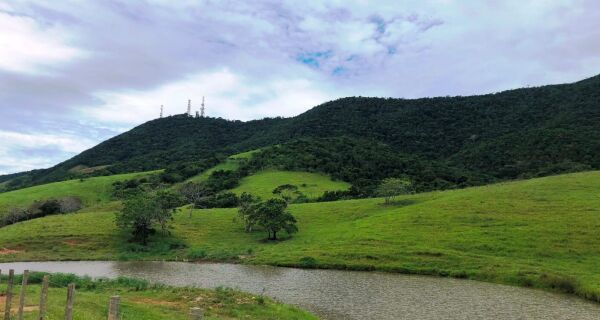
0, 261, 598, 320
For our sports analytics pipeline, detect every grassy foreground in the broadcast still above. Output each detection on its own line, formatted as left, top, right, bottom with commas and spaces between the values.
0, 273, 315, 319
1, 171, 600, 303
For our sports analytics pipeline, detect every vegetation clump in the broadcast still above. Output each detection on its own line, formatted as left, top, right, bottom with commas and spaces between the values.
1, 196, 82, 227
237, 194, 298, 240
115, 191, 183, 245
272, 184, 307, 203
376, 178, 413, 204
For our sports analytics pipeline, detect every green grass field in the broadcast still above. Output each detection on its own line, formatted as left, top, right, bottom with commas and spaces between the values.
0, 273, 315, 320
1, 171, 600, 302
0, 171, 159, 215
186, 151, 257, 183
230, 170, 350, 200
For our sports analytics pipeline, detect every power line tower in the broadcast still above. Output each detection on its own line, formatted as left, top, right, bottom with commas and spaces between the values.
160, 105, 163, 118
200, 96, 205, 117
187, 99, 192, 116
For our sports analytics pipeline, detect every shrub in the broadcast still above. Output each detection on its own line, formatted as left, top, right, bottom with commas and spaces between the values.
58, 196, 83, 213
188, 248, 207, 259
376, 178, 413, 204
539, 273, 578, 294
38, 199, 61, 215
194, 192, 239, 209
1, 196, 83, 227
299, 256, 318, 268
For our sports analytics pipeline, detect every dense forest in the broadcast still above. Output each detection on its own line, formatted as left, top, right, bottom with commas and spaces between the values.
2, 74, 599, 192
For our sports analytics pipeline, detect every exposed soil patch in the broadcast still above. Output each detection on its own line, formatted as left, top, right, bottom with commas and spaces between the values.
0, 248, 22, 255
63, 239, 80, 246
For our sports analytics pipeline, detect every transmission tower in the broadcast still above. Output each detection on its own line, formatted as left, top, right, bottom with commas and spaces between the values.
187, 99, 191, 116
200, 96, 205, 117
160, 105, 163, 118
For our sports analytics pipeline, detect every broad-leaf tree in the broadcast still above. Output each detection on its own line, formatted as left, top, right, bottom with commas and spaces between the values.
115, 191, 181, 245
376, 178, 413, 204
255, 198, 298, 240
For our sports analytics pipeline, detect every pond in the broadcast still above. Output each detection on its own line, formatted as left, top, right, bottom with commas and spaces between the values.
0, 261, 598, 319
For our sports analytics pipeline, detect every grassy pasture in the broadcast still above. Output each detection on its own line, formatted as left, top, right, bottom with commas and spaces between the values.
0, 171, 159, 215
0, 273, 315, 319
185, 150, 258, 184
230, 170, 351, 200
1, 171, 600, 302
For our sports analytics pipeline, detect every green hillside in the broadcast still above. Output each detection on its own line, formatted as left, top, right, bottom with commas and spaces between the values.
0, 274, 314, 319
2, 171, 600, 302
4, 74, 600, 192
185, 152, 254, 183
231, 170, 350, 200
0, 171, 159, 214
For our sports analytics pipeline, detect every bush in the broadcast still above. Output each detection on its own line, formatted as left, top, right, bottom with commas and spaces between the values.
1, 207, 29, 226
540, 273, 578, 294
194, 192, 239, 209
1, 196, 83, 227
206, 170, 241, 191
316, 190, 355, 202
188, 248, 207, 259
58, 196, 83, 213
299, 256, 318, 268
38, 199, 62, 215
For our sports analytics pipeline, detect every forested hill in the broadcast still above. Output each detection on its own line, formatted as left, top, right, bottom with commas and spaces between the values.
3, 74, 599, 191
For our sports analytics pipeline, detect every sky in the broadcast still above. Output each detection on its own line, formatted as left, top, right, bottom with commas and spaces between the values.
1, 0, 600, 175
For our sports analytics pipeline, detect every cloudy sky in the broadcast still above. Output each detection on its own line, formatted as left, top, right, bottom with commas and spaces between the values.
1, 0, 600, 175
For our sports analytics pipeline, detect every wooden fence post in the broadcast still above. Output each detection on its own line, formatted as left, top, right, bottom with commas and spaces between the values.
38, 275, 50, 320
17, 270, 29, 320
107, 296, 120, 320
189, 307, 203, 319
3, 269, 14, 320
64, 283, 75, 320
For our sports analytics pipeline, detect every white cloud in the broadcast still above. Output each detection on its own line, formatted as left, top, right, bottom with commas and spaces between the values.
0, 131, 94, 153
0, 10, 83, 74
2, 0, 600, 174
84, 69, 338, 125
0, 130, 97, 174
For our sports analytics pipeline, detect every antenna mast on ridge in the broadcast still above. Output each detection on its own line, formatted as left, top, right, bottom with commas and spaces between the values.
160, 105, 163, 118
187, 99, 191, 116
200, 96, 205, 117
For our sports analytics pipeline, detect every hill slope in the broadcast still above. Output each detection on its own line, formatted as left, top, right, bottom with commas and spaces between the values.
0, 171, 158, 214
2, 171, 600, 301
230, 170, 351, 200
3, 74, 600, 191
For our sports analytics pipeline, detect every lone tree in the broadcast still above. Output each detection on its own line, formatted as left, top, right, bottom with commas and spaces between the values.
376, 178, 413, 204
255, 198, 298, 240
237, 192, 261, 232
115, 191, 182, 245
180, 182, 211, 217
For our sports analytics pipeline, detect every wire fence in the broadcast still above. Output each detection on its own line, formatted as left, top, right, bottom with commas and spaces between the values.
0, 269, 204, 320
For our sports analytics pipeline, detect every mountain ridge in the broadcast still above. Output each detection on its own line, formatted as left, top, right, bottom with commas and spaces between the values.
2, 73, 599, 192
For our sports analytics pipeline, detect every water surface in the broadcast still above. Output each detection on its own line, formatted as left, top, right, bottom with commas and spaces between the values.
0, 261, 598, 320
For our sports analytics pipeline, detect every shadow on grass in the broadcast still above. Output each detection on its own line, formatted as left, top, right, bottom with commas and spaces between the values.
116, 231, 188, 260
378, 199, 418, 207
